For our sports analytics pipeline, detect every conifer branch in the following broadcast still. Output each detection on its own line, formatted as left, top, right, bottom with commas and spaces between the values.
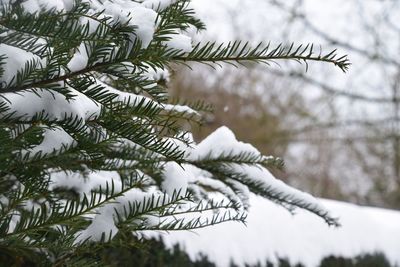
0, 0, 346, 264
174, 42, 350, 72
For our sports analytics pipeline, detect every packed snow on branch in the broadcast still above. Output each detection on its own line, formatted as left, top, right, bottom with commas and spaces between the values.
0, 0, 337, 244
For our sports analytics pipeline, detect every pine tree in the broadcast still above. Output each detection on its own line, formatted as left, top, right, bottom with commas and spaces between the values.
0, 0, 349, 265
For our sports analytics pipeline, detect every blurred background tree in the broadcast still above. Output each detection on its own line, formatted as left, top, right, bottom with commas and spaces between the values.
171, 0, 400, 209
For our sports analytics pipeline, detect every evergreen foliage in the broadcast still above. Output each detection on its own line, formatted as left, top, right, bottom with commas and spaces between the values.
3, 236, 391, 267
0, 0, 349, 265
7, 236, 387, 267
